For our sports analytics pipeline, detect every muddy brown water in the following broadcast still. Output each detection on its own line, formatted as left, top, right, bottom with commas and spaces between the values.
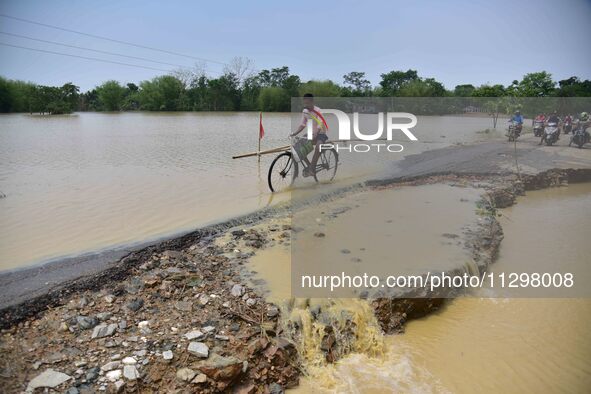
0, 112, 503, 270
245, 183, 591, 393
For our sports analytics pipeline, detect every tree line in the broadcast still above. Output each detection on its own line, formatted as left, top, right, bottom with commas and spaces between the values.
1, 66, 590, 114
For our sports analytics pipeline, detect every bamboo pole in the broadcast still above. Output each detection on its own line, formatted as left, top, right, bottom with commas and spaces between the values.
232, 145, 291, 159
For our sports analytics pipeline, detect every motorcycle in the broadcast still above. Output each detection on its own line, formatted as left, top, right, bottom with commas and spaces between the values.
563, 118, 573, 134
569, 121, 590, 149
533, 120, 545, 137
507, 120, 522, 142
543, 122, 559, 146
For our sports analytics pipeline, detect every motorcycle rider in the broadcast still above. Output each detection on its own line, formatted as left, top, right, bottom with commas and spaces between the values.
533, 113, 546, 137
540, 111, 561, 145
563, 114, 573, 134
509, 110, 524, 137
578, 111, 590, 135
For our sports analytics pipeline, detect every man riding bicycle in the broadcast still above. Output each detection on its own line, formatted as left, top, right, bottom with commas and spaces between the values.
289, 93, 328, 177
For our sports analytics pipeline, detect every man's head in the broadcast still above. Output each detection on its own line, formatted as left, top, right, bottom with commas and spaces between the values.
515, 110, 521, 115
303, 93, 314, 110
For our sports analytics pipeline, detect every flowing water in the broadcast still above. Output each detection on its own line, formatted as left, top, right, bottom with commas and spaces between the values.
0, 112, 502, 270
244, 183, 591, 393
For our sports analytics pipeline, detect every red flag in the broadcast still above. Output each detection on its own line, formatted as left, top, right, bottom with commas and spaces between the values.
259, 112, 265, 140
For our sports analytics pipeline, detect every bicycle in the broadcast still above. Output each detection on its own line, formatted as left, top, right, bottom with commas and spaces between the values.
267, 136, 339, 192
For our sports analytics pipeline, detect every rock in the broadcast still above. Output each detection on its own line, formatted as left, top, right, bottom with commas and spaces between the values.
191, 373, 207, 384
314, 232, 325, 238
162, 250, 183, 260
176, 367, 196, 382
202, 325, 215, 334
230, 284, 244, 297
123, 365, 140, 380
118, 320, 127, 330
91, 323, 118, 339
198, 294, 210, 305
104, 294, 116, 304
174, 301, 193, 312
162, 350, 173, 360
96, 312, 112, 321
77, 316, 99, 330
187, 342, 209, 358
78, 296, 89, 308
231, 229, 245, 237
122, 357, 137, 365
125, 298, 144, 312
222, 301, 231, 308
143, 274, 160, 287
215, 335, 229, 341
267, 305, 280, 318
125, 277, 144, 294
138, 320, 151, 334
26, 369, 72, 391
101, 361, 120, 372
66, 387, 80, 394
85, 367, 100, 381
105, 369, 122, 382
185, 330, 204, 340
196, 353, 242, 382
340, 248, 351, 254
114, 380, 125, 392
246, 298, 256, 307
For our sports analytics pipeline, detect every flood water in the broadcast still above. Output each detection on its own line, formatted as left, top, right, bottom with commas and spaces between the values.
296, 183, 591, 393
0, 112, 502, 270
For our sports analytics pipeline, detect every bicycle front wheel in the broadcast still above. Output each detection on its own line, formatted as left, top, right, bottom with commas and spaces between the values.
314, 148, 338, 183
268, 152, 298, 192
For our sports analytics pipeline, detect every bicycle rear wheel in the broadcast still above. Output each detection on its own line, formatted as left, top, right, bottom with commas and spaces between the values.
314, 148, 338, 183
268, 152, 298, 192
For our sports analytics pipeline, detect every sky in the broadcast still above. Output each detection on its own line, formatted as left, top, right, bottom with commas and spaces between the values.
0, 0, 590, 92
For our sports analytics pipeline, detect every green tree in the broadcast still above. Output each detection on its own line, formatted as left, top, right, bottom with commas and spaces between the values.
398, 78, 446, 97
379, 69, 419, 96
95, 81, 126, 111
555, 77, 591, 97
139, 75, 185, 111
454, 84, 476, 97
299, 80, 341, 97
0, 77, 13, 112
516, 71, 555, 97
472, 84, 506, 97
343, 71, 371, 96
258, 87, 290, 111
206, 73, 240, 111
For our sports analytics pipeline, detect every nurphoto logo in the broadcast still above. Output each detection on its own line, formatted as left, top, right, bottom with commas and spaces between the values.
307, 110, 419, 153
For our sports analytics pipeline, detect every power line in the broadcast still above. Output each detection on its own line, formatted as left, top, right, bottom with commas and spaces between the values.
0, 13, 229, 67
0, 42, 172, 72
0, 31, 192, 69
